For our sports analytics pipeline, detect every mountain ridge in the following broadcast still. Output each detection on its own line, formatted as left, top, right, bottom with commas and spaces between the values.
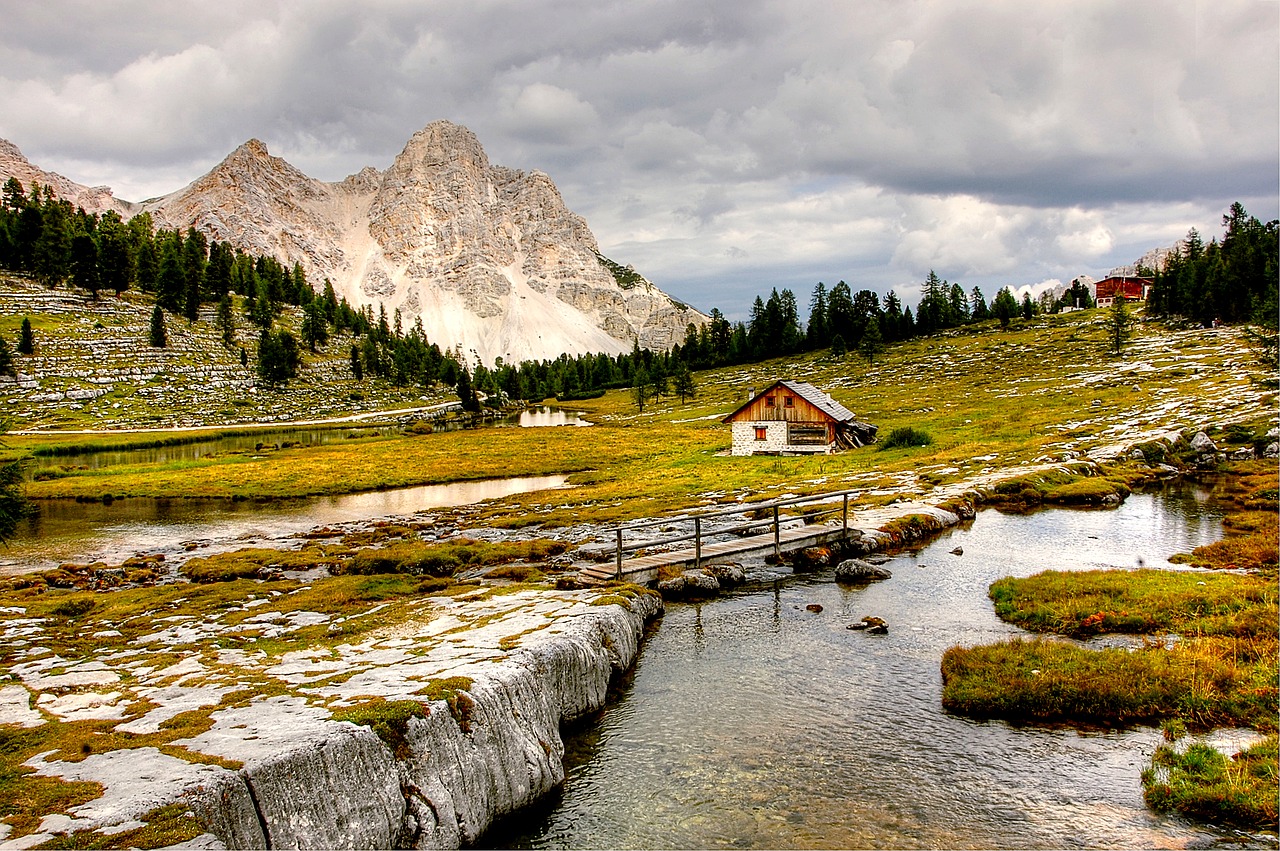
0, 123, 703, 364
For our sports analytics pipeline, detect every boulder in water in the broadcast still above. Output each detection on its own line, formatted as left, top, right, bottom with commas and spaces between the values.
834, 559, 892, 584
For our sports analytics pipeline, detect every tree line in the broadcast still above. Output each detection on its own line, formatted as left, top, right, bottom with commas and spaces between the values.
1146, 202, 1278, 327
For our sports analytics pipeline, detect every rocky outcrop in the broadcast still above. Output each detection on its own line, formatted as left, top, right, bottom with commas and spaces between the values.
8, 589, 661, 849
0, 123, 706, 364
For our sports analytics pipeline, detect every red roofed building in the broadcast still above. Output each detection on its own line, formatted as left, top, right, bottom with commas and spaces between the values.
1094, 276, 1152, 307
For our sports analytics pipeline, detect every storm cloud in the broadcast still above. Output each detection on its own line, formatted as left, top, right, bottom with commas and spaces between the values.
2, 0, 1275, 316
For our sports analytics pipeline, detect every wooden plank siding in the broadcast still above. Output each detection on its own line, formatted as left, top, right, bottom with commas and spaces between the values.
727, 388, 839, 426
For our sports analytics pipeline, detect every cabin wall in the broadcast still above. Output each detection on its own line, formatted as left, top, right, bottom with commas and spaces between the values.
731, 388, 832, 424
730, 421, 834, 456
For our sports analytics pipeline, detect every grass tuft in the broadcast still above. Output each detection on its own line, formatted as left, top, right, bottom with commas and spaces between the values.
1142, 736, 1278, 831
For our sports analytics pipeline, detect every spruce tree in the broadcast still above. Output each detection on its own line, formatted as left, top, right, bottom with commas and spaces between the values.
0, 335, 14, 376
1107, 296, 1133, 356
673, 361, 696, 403
216, 294, 236, 348
149, 305, 167, 348
859, 320, 884, 364
632, 367, 650, 412
18, 318, 33, 355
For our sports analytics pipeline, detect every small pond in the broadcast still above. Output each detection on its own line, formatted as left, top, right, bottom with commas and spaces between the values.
489, 482, 1273, 850
0, 475, 569, 575
511, 407, 592, 428
21, 408, 589, 479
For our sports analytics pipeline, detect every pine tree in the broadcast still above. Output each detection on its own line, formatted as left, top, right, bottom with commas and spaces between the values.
301, 301, 329, 352
149, 305, 167, 348
18, 318, 34, 355
806, 282, 829, 349
673, 361, 696, 403
992, 288, 1019, 330
456, 366, 481, 413
859, 319, 884, 364
70, 232, 100, 296
1107, 296, 1133, 356
970, 286, 989, 321
350, 344, 364, 381
216, 294, 236, 348
0, 334, 13, 376
632, 366, 650, 412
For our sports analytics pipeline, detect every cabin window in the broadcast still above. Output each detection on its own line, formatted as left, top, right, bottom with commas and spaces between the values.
764, 396, 775, 407
754, 426, 768, 441
784, 396, 794, 408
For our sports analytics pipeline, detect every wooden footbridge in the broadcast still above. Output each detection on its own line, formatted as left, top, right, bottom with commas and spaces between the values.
578, 489, 859, 584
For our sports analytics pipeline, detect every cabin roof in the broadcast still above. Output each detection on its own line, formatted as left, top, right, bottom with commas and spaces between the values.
722, 380, 857, 424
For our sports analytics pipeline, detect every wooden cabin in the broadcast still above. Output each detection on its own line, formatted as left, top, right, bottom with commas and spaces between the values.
722, 380, 876, 456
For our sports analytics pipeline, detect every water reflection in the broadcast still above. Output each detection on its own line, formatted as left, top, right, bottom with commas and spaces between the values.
491, 484, 1268, 850
0, 475, 569, 575
514, 407, 592, 428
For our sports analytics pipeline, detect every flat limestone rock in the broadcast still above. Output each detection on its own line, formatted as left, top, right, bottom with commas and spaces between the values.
0, 684, 43, 727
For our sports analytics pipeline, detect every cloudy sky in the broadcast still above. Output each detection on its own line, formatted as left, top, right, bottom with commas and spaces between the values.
2, 0, 1276, 318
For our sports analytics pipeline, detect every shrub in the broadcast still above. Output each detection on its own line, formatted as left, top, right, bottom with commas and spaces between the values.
878, 426, 933, 450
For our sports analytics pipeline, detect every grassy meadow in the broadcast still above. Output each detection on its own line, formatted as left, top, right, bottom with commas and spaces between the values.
5, 308, 1274, 532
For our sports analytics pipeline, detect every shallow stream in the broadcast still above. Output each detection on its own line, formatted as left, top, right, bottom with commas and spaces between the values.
490, 483, 1273, 850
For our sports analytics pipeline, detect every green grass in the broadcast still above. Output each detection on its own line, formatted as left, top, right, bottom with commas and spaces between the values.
988, 569, 1277, 638
6, 310, 1272, 533
1143, 736, 1278, 831
941, 636, 1277, 731
944, 565, 1279, 732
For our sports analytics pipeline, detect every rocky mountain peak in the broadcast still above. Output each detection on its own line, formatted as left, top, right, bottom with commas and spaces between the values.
0, 121, 705, 363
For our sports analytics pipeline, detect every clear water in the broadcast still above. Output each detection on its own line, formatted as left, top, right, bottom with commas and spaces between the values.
490, 483, 1273, 850
0, 475, 569, 574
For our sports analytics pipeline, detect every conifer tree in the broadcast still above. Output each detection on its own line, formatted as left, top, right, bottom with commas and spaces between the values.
859, 319, 884, 364
673, 361, 696, 403
17, 318, 34, 355
632, 366, 650, 412
1107, 296, 1133, 356
149, 304, 167, 348
0, 335, 14, 377
216, 294, 236, 348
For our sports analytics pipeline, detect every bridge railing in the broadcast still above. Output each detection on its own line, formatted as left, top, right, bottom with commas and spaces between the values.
605, 489, 858, 578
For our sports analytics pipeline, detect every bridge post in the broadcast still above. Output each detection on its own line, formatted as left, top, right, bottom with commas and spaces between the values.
843, 493, 849, 533
773, 505, 781, 560
615, 528, 623, 578
694, 517, 702, 568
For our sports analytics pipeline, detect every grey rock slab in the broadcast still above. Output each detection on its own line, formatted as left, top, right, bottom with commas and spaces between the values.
0, 684, 43, 727
24, 747, 250, 841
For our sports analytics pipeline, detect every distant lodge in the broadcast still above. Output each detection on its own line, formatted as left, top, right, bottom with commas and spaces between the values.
723, 380, 877, 456
1094, 276, 1153, 308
